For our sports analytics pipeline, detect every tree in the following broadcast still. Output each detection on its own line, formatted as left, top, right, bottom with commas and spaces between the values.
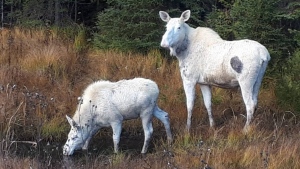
54, 0, 59, 26
4, 0, 84, 27
93, 0, 165, 53
1, 0, 3, 28
231, 0, 288, 61
207, 0, 299, 70
93, 0, 219, 53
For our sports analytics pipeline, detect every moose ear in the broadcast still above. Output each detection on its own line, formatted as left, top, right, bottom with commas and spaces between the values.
66, 115, 77, 127
180, 10, 191, 22
159, 11, 171, 22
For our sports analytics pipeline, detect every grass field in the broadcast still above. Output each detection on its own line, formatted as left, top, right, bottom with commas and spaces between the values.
0, 28, 299, 169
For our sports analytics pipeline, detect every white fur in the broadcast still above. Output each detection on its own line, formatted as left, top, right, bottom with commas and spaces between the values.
63, 78, 172, 155
159, 10, 271, 133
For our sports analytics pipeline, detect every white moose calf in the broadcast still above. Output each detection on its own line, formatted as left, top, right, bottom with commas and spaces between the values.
159, 10, 270, 133
63, 78, 172, 155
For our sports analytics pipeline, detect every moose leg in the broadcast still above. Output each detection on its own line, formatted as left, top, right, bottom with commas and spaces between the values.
82, 136, 92, 150
141, 114, 153, 154
153, 106, 173, 143
183, 80, 196, 132
111, 122, 122, 153
252, 60, 268, 105
239, 82, 256, 133
82, 128, 100, 150
200, 85, 215, 127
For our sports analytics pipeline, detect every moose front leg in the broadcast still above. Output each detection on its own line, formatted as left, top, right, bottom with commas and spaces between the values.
82, 136, 92, 150
182, 80, 196, 133
82, 127, 100, 150
200, 85, 215, 127
111, 122, 122, 153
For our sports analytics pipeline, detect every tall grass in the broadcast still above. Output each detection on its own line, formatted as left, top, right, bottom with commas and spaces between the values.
0, 28, 299, 168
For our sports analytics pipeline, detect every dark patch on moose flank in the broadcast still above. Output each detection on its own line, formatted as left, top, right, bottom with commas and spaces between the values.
230, 56, 243, 73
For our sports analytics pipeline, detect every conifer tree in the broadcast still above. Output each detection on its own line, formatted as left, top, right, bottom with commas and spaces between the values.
93, 0, 165, 53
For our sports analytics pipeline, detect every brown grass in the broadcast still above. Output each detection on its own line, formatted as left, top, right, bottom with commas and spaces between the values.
0, 28, 299, 169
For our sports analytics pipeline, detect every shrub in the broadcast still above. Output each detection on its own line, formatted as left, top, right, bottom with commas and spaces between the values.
276, 50, 300, 114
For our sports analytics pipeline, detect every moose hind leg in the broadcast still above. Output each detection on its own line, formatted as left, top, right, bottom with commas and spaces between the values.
153, 106, 173, 143
253, 60, 268, 104
141, 114, 153, 154
239, 82, 256, 133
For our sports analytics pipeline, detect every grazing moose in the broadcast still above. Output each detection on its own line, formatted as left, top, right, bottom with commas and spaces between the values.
159, 10, 270, 133
63, 78, 172, 155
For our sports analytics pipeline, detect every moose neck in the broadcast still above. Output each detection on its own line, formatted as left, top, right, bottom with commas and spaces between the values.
173, 24, 194, 58
174, 34, 189, 56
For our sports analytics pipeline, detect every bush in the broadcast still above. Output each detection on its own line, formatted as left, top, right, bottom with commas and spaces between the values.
276, 50, 300, 114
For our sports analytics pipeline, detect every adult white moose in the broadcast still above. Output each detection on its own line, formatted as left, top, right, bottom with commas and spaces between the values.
63, 78, 172, 155
159, 10, 270, 133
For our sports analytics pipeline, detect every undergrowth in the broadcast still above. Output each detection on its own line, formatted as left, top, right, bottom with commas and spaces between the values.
0, 28, 299, 169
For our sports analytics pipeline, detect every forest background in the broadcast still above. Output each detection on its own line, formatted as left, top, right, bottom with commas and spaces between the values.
0, 0, 300, 168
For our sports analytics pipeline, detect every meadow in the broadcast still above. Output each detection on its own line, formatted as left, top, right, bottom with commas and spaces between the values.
0, 28, 299, 169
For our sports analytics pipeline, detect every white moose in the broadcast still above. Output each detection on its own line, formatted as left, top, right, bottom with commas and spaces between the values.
159, 10, 270, 133
63, 78, 173, 155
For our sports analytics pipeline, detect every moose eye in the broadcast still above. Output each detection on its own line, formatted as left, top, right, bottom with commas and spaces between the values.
71, 135, 78, 140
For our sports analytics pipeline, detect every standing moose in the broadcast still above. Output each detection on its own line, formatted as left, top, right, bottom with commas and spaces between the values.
159, 10, 270, 133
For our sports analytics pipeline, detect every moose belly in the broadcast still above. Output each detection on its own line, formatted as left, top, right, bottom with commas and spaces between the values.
202, 76, 239, 89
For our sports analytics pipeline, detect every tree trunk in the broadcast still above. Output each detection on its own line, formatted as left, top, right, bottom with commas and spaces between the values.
1, 0, 3, 28
75, 0, 77, 23
10, 0, 12, 26
47, 0, 53, 24
55, 0, 59, 25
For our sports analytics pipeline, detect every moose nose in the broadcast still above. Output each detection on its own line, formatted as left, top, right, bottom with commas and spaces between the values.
63, 145, 70, 155
63, 148, 68, 155
160, 41, 169, 48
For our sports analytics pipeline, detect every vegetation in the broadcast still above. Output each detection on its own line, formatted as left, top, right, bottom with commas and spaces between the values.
0, 0, 300, 168
93, 0, 164, 53
0, 28, 299, 169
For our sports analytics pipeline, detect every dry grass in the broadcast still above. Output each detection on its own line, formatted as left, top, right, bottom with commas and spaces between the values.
0, 28, 299, 169
0, 156, 41, 169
